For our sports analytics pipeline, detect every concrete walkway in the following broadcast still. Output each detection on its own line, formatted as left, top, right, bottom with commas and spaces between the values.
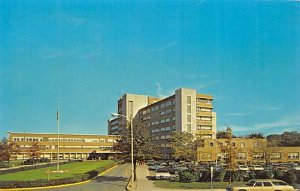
132, 165, 226, 191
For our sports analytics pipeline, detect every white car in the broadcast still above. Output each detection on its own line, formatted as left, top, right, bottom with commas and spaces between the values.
227, 179, 295, 191
155, 168, 171, 180
249, 165, 264, 171
237, 165, 250, 171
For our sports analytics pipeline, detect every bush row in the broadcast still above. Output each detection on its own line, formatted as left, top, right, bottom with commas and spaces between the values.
178, 169, 300, 184
0, 162, 116, 189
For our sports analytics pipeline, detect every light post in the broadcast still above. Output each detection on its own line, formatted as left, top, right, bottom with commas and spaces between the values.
56, 105, 60, 171
111, 113, 134, 187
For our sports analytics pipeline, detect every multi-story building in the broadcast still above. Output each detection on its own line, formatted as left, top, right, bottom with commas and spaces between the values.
108, 93, 161, 135
8, 132, 119, 160
197, 138, 300, 164
108, 88, 217, 159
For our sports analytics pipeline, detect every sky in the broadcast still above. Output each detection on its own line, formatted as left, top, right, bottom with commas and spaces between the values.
0, 0, 299, 138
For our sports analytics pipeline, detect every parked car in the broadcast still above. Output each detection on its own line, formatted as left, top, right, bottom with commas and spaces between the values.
148, 164, 163, 171
274, 166, 288, 172
155, 168, 171, 180
226, 179, 295, 191
237, 165, 250, 171
249, 165, 264, 171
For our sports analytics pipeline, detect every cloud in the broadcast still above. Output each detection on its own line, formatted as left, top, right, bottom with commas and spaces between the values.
154, 41, 178, 52
255, 115, 300, 129
155, 82, 168, 98
227, 112, 252, 117
196, 81, 219, 90
265, 107, 279, 111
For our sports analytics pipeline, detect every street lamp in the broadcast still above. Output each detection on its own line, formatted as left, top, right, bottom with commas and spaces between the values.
111, 113, 134, 187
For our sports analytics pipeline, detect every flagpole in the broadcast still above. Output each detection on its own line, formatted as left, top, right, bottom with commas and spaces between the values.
57, 105, 60, 171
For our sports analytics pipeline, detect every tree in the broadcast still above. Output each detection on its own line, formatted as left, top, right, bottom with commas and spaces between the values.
113, 120, 161, 180
250, 139, 280, 165
217, 130, 237, 138
267, 131, 300, 147
169, 131, 198, 162
0, 137, 20, 166
219, 127, 238, 183
27, 142, 42, 159
247, 132, 264, 139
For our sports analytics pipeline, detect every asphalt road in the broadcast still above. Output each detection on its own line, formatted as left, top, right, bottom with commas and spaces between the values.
34, 164, 131, 191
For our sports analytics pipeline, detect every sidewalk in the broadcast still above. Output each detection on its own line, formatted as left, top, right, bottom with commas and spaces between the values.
131, 165, 226, 191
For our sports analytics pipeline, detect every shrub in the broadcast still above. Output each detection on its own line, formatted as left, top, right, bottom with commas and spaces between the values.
280, 171, 296, 184
215, 169, 226, 182
178, 170, 199, 183
255, 171, 273, 179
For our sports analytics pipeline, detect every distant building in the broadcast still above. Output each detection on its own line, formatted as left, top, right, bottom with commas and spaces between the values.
197, 138, 300, 164
8, 132, 119, 160
108, 88, 217, 159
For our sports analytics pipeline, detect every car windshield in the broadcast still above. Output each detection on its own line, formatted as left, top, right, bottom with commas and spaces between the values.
245, 180, 256, 186
272, 181, 288, 186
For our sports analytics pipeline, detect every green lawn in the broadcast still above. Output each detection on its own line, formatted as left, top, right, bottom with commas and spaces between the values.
154, 180, 243, 189
0, 160, 116, 181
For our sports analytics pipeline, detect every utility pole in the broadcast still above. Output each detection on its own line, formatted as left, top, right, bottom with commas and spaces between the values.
56, 105, 60, 171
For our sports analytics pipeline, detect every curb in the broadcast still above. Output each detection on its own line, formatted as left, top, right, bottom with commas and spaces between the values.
0, 165, 118, 191
126, 175, 132, 191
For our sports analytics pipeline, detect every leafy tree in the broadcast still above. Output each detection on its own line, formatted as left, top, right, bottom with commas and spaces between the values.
169, 131, 198, 162
267, 131, 300, 147
219, 127, 238, 183
0, 137, 20, 166
250, 139, 280, 165
217, 130, 236, 138
27, 142, 42, 159
113, 119, 161, 180
247, 132, 264, 139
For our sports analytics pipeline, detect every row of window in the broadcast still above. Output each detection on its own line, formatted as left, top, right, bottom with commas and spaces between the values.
13, 137, 116, 143
196, 116, 212, 121
196, 107, 212, 112
13, 137, 43, 142
152, 135, 171, 140
201, 152, 300, 160
142, 99, 176, 115
151, 126, 176, 133
196, 98, 212, 104
196, 125, 212, 130
150, 117, 176, 126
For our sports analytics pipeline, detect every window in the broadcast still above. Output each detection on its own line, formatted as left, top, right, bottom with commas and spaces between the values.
161, 127, 166, 132
187, 96, 191, 104
161, 103, 165, 108
237, 152, 246, 160
263, 182, 272, 187
165, 127, 171, 131
252, 153, 263, 160
187, 114, 191, 122
209, 143, 214, 147
187, 124, 191, 132
231, 142, 236, 147
240, 142, 245, 147
255, 182, 263, 187
288, 152, 299, 159
271, 152, 281, 160
187, 105, 191, 113
254, 142, 259, 148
